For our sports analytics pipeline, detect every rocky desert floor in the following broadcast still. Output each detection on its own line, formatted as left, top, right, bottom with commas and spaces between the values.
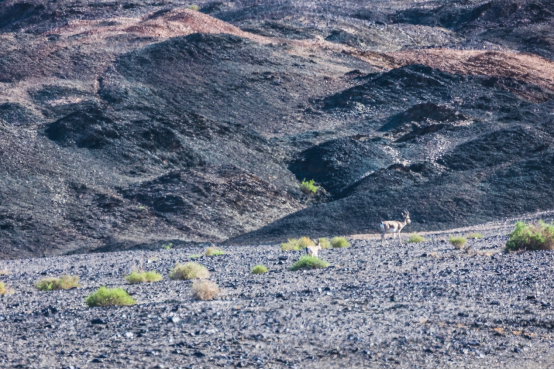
2, 215, 554, 368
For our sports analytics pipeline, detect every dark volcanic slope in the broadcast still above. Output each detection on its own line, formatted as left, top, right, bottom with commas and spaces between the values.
2, 222, 554, 368
1, 0, 554, 257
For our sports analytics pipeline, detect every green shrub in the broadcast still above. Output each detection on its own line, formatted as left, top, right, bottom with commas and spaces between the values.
192, 279, 219, 300
162, 243, 172, 250
125, 271, 162, 284
170, 262, 210, 280
36, 275, 80, 291
251, 265, 268, 274
299, 179, 320, 195
188, 4, 199, 10
449, 235, 467, 250
289, 255, 329, 271
467, 233, 483, 239
318, 237, 331, 249
281, 236, 314, 251
205, 247, 224, 256
85, 287, 136, 307
407, 233, 425, 243
331, 236, 350, 248
506, 221, 554, 252
189, 254, 201, 259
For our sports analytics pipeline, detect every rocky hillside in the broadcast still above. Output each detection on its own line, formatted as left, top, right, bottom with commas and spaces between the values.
1, 0, 553, 258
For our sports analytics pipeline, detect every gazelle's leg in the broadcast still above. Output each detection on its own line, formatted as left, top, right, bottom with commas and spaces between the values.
398, 231, 402, 245
381, 231, 385, 246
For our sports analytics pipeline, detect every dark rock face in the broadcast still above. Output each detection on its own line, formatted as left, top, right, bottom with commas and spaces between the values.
0, 0, 553, 257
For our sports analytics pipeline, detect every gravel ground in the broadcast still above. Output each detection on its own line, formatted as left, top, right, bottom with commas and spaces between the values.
1, 224, 554, 368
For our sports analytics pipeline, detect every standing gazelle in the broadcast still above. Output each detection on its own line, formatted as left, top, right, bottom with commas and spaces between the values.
380, 210, 411, 246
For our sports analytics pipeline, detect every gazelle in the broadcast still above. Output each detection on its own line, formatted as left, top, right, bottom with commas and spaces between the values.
305, 241, 322, 258
380, 210, 411, 246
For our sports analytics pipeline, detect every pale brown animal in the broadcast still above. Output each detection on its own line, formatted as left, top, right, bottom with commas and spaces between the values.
305, 241, 322, 257
380, 211, 411, 246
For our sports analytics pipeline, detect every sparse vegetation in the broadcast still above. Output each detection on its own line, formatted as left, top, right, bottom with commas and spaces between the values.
35, 275, 80, 291
138, 206, 146, 210
506, 220, 554, 252
467, 233, 483, 239
449, 235, 467, 250
251, 265, 268, 274
331, 236, 350, 248
407, 233, 425, 243
281, 236, 314, 251
0, 282, 13, 295
299, 179, 320, 195
205, 246, 225, 256
125, 270, 163, 284
162, 243, 172, 250
289, 255, 329, 271
318, 237, 331, 249
189, 254, 201, 259
85, 287, 136, 307
170, 262, 210, 280
192, 279, 219, 300
188, 4, 199, 11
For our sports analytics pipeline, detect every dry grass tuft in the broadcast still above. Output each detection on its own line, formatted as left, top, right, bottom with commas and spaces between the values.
170, 262, 210, 280
36, 275, 80, 291
205, 246, 225, 256
318, 237, 331, 249
467, 233, 483, 239
407, 233, 425, 243
449, 235, 467, 250
125, 270, 163, 284
0, 282, 14, 295
192, 279, 220, 300
331, 236, 350, 248
281, 236, 314, 251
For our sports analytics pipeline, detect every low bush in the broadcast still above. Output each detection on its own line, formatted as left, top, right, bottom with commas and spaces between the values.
506, 221, 554, 252
85, 287, 136, 307
289, 255, 329, 271
36, 275, 80, 291
251, 265, 268, 274
189, 254, 201, 259
318, 238, 331, 249
281, 236, 314, 251
449, 235, 467, 250
125, 271, 162, 284
467, 233, 483, 239
407, 233, 425, 243
331, 236, 350, 248
162, 243, 172, 250
170, 262, 210, 280
188, 4, 199, 10
299, 179, 320, 195
205, 247, 225, 256
192, 279, 219, 300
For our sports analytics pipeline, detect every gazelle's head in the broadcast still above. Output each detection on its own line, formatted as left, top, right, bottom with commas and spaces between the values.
314, 240, 322, 250
402, 210, 411, 224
